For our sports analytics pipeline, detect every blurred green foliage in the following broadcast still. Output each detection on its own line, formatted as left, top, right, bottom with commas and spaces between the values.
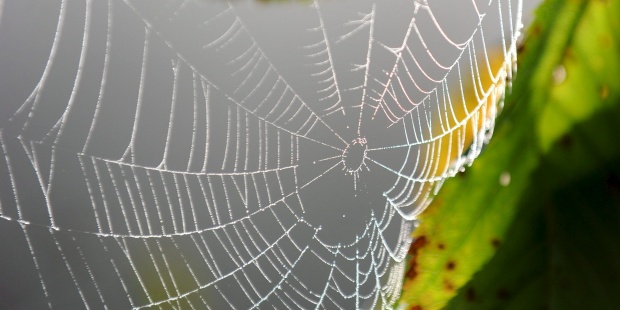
399, 0, 620, 308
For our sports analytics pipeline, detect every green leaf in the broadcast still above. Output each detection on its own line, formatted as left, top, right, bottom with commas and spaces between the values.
399, 0, 620, 308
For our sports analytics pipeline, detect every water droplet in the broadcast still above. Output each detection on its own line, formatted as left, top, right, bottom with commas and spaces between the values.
553, 65, 566, 84
499, 171, 511, 187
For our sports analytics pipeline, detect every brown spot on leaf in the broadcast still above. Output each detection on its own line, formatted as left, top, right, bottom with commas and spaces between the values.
405, 236, 428, 280
405, 262, 419, 280
409, 305, 422, 310
408, 236, 427, 255
496, 288, 512, 300
491, 238, 501, 249
444, 279, 455, 291
437, 243, 445, 250
466, 287, 476, 302
446, 260, 456, 271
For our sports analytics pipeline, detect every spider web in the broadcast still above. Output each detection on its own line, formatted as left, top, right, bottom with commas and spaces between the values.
0, 0, 522, 308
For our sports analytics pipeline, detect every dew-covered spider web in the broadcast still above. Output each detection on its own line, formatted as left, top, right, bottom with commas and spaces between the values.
0, 0, 522, 308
